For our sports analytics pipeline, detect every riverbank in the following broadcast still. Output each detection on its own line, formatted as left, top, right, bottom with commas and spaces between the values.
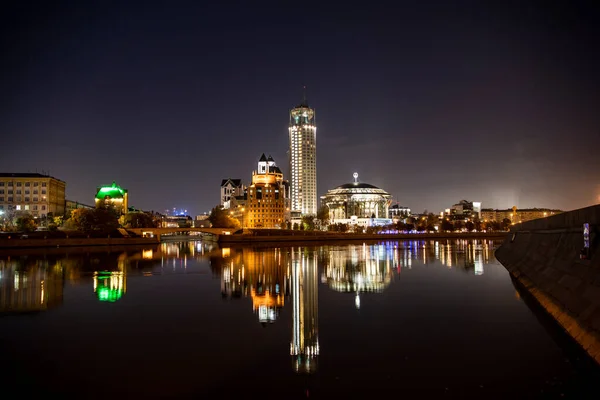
495, 204, 600, 365
0, 236, 160, 250
218, 231, 507, 244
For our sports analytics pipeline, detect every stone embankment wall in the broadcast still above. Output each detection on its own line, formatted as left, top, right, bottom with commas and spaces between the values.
219, 232, 506, 244
495, 204, 600, 364
0, 237, 159, 249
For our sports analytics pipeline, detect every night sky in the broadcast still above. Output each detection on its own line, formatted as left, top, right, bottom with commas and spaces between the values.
2, 1, 599, 216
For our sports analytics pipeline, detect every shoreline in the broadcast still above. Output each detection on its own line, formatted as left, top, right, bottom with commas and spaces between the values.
218, 231, 508, 244
0, 237, 160, 250
0, 232, 507, 250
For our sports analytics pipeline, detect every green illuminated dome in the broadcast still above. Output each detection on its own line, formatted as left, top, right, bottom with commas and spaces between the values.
95, 181, 127, 200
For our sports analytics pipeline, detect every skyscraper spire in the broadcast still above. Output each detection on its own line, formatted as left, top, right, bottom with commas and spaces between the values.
302, 85, 307, 106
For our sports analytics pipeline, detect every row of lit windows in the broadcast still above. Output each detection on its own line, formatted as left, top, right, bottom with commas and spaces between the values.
0, 189, 46, 195
0, 181, 47, 187
0, 204, 46, 211
0, 197, 47, 203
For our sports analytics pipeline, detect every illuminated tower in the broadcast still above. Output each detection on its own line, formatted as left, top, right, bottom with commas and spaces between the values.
290, 247, 319, 373
288, 89, 317, 215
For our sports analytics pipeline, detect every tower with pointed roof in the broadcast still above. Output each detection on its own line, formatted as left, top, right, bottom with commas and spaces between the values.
245, 154, 290, 229
288, 88, 317, 216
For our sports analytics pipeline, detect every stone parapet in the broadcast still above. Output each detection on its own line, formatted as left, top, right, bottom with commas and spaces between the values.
495, 204, 600, 364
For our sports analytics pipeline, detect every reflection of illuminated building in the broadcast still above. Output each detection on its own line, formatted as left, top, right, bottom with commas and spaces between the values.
290, 248, 319, 374
323, 243, 393, 309
436, 240, 493, 274
0, 261, 64, 313
93, 271, 126, 302
221, 248, 289, 324
93, 252, 127, 302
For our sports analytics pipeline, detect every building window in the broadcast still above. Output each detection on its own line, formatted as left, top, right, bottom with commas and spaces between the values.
24, 205, 30, 210
42, 183, 47, 187
41, 190, 46, 194
8, 197, 13, 202
33, 190, 38, 194
16, 190, 21, 194
8, 190, 13, 195
16, 205, 21, 210
25, 197, 30, 202
25, 190, 30, 194
16, 182, 22, 187
33, 205, 38, 211
25, 182, 30, 187
33, 197, 38, 202
41, 205, 46, 210
0, 197, 3, 202
0, 182, 3, 186
34, 182, 38, 187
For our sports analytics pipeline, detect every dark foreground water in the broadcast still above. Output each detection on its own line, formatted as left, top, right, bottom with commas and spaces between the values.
0, 239, 598, 399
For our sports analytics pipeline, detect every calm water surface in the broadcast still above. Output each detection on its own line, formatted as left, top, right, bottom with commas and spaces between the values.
0, 239, 598, 399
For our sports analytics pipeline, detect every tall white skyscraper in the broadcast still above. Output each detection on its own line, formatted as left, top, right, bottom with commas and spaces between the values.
288, 92, 317, 215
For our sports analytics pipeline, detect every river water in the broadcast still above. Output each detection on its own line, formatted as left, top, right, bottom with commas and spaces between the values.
0, 239, 598, 399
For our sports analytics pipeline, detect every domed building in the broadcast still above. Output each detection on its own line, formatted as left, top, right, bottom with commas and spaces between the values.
321, 173, 392, 228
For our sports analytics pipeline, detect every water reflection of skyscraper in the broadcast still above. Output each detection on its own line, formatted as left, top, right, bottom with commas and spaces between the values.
290, 247, 319, 374
0, 259, 64, 313
322, 243, 394, 309
220, 248, 290, 324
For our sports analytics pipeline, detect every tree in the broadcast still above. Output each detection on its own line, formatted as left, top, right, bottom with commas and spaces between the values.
125, 212, 158, 228
69, 207, 119, 233
316, 205, 329, 229
208, 206, 240, 229
501, 218, 512, 231
465, 221, 475, 232
441, 219, 454, 232
293, 222, 299, 230
301, 215, 315, 231
16, 215, 37, 232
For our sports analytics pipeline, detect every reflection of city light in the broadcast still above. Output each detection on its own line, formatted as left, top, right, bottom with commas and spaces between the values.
142, 249, 153, 259
93, 271, 126, 302
355, 294, 360, 309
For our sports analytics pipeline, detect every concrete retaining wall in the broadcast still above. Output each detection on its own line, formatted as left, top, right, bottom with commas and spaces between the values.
495, 204, 600, 364
219, 232, 506, 244
0, 237, 160, 249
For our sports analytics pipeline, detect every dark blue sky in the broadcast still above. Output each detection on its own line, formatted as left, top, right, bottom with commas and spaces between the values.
2, 1, 599, 215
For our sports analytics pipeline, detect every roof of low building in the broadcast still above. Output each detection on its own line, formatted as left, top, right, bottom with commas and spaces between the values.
0, 172, 65, 182
221, 178, 243, 187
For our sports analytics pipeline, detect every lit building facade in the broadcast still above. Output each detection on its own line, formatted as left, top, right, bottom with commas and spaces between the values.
289, 97, 317, 216
220, 178, 245, 208
448, 200, 481, 221
0, 173, 66, 217
481, 207, 562, 224
65, 199, 94, 217
389, 204, 411, 221
290, 247, 319, 374
94, 181, 128, 214
245, 154, 290, 229
321, 173, 393, 228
